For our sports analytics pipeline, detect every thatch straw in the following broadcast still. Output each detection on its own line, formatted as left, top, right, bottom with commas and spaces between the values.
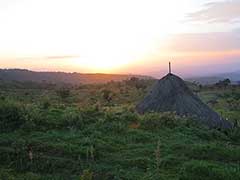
136, 73, 232, 129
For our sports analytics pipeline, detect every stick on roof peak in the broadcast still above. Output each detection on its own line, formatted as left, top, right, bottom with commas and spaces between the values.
169, 61, 171, 74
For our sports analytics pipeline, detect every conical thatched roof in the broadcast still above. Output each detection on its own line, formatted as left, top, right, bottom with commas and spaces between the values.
136, 73, 232, 129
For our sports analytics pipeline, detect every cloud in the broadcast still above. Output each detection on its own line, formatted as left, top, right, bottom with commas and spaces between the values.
187, 0, 240, 23
43, 55, 79, 60
164, 30, 240, 52
13, 55, 80, 61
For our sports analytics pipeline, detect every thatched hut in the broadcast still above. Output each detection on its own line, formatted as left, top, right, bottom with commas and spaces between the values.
136, 73, 232, 129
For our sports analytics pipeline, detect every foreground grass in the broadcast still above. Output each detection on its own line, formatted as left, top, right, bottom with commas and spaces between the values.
0, 106, 239, 180
0, 80, 240, 179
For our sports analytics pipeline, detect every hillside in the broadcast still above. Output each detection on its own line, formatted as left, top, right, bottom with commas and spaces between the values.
0, 78, 239, 179
0, 69, 151, 84
187, 71, 240, 85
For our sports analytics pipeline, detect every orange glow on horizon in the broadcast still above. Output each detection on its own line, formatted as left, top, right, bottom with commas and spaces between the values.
0, 0, 239, 76
1, 49, 239, 76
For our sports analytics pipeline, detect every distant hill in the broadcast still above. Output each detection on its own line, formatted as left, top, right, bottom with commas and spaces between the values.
220, 71, 240, 82
0, 69, 152, 85
187, 71, 240, 85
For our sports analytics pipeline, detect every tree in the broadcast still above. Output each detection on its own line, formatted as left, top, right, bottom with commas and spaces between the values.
216, 79, 231, 88
126, 77, 147, 90
222, 79, 231, 87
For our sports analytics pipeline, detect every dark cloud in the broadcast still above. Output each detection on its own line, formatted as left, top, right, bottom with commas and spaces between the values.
187, 0, 240, 23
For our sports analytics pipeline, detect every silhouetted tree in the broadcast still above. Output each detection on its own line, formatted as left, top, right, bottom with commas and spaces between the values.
216, 79, 231, 88
126, 77, 147, 90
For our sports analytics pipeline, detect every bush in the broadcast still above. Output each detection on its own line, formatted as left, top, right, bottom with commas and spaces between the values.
61, 109, 84, 130
0, 101, 26, 132
41, 99, 51, 110
22, 106, 104, 131
100, 121, 126, 133
184, 143, 240, 162
56, 88, 70, 100
101, 89, 113, 103
80, 169, 93, 180
0, 169, 15, 180
120, 111, 139, 124
80, 106, 104, 125
140, 112, 178, 130
180, 160, 240, 180
228, 127, 240, 142
23, 107, 65, 131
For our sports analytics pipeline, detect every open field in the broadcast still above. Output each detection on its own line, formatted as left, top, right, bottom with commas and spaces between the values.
0, 79, 240, 179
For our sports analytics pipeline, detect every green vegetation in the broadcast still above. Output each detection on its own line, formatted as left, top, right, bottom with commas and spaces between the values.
0, 79, 239, 179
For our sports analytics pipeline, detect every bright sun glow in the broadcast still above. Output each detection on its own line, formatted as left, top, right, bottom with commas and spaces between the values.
71, 33, 166, 72
0, 0, 192, 72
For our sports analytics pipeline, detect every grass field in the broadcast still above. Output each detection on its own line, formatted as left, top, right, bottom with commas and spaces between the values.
0, 79, 239, 179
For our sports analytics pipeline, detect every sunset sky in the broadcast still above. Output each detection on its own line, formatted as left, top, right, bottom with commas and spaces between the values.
0, 0, 240, 77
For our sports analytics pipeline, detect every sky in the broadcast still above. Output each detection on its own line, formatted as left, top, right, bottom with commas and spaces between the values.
0, 0, 240, 77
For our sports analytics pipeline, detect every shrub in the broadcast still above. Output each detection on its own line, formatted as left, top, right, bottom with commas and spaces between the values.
61, 109, 84, 130
184, 143, 240, 162
80, 106, 104, 125
56, 88, 70, 100
23, 106, 65, 131
41, 99, 51, 110
80, 169, 93, 180
22, 105, 46, 131
228, 127, 240, 142
20, 172, 41, 180
180, 160, 240, 180
101, 121, 126, 133
0, 169, 15, 180
0, 100, 26, 132
120, 111, 139, 124
140, 112, 178, 130
101, 89, 113, 103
